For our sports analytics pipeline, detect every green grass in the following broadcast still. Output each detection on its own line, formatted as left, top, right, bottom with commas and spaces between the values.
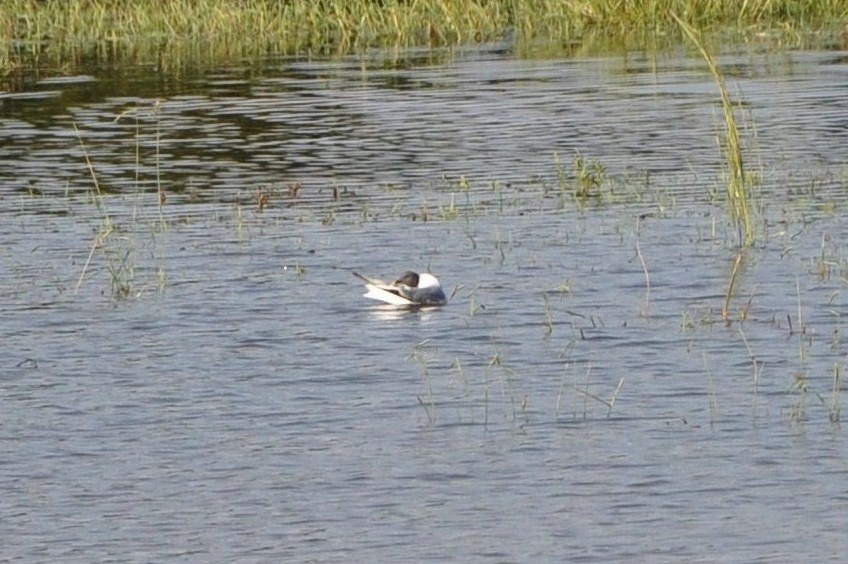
72, 109, 170, 299
673, 12, 755, 246
553, 151, 610, 207
2, 0, 847, 73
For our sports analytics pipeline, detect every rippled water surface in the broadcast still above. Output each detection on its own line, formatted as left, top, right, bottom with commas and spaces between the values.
3, 46, 848, 561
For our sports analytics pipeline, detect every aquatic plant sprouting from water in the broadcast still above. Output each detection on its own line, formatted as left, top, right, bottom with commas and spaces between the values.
409, 340, 437, 424
542, 294, 554, 336
559, 362, 625, 420
672, 13, 754, 247
72, 118, 167, 300
439, 193, 460, 221
721, 251, 744, 322
106, 243, 136, 299
573, 151, 607, 199
74, 121, 118, 296
114, 99, 166, 231
829, 363, 842, 423
553, 151, 608, 205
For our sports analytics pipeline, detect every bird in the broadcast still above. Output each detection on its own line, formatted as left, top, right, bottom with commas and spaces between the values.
353, 270, 447, 307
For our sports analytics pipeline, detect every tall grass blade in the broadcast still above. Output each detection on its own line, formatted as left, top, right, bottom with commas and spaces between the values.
672, 12, 753, 246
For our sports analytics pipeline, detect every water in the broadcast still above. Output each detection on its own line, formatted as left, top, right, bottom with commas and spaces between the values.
3, 45, 848, 561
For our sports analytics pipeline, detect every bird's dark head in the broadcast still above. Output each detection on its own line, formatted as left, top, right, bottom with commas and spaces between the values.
395, 271, 420, 287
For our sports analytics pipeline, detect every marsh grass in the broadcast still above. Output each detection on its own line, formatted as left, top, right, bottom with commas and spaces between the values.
703, 353, 719, 428
564, 363, 625, 420
487, 352, 528, 425
463, 285, 485, 317
115, 99, 166, 231
3, 0, 846, 73
787, 275, 812, 422
553, 151, 609, 206
574, 372, 625, 419
73, 102, 171, 299
573, 151, 607, 199
634, 221, 651, 317
106, 243, 135, 298
410, 340, 437, 424
830, 364, 842, 423
542, 294, 554, 336
673, 13, 755, 246
554, 347, 623, 421
409, 343, 530, 427
439, 193, 459, 221
737, 326, 764, 394
74, 121, 117, 295
721, 251, 745, 322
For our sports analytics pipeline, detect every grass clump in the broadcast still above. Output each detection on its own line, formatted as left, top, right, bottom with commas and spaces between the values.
72, 107, 169, 300
554, 151, 608, 204
673, 13, 755, 246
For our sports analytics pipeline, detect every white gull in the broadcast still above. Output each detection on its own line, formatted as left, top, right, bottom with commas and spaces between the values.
353, 271, 447, 307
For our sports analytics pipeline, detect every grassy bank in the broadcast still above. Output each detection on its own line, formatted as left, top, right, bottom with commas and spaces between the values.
2, 0, 847, 72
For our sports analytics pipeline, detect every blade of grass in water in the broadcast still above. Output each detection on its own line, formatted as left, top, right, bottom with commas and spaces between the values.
672, 12, 754, 246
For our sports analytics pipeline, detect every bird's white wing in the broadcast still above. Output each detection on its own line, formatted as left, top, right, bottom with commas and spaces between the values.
362, 283, 415, 306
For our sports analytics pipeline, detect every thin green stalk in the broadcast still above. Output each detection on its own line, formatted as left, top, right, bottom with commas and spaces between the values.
722, 251, 744, 321
672, 12, 753, 246
73, 121, 114, 294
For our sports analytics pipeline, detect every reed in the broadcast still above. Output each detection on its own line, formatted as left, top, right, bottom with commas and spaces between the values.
409, 339, 437, 424
73, 122, 115, 295
721, 251, 744, 321
787, 275, 809, 422
673, 13, 755, 246
573, 151, 607, 200
553, 151, 608, 205
2, 0, 846, 72
115, 99, 166, 231
787, 372, 808, 422
542, 294, 554, 336
634, 219, 651, 316
703, 353, 718, 428
72, 112, 171, 299
439, 193, 459, 221
571, 364, 625, 419
829, 363, 841, 423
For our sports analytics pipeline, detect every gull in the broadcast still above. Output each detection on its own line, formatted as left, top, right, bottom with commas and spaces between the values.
353, 270, 447, 307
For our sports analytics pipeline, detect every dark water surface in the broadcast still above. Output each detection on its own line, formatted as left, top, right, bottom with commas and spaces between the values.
3, 46, 848, 561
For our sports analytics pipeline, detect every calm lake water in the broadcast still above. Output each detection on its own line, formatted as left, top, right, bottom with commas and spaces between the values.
3, 43, 848, 561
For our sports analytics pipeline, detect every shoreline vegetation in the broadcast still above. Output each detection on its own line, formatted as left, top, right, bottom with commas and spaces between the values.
2, 0, 848, 72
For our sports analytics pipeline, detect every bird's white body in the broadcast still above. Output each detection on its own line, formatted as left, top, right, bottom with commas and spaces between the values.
354, 271, 447, 307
